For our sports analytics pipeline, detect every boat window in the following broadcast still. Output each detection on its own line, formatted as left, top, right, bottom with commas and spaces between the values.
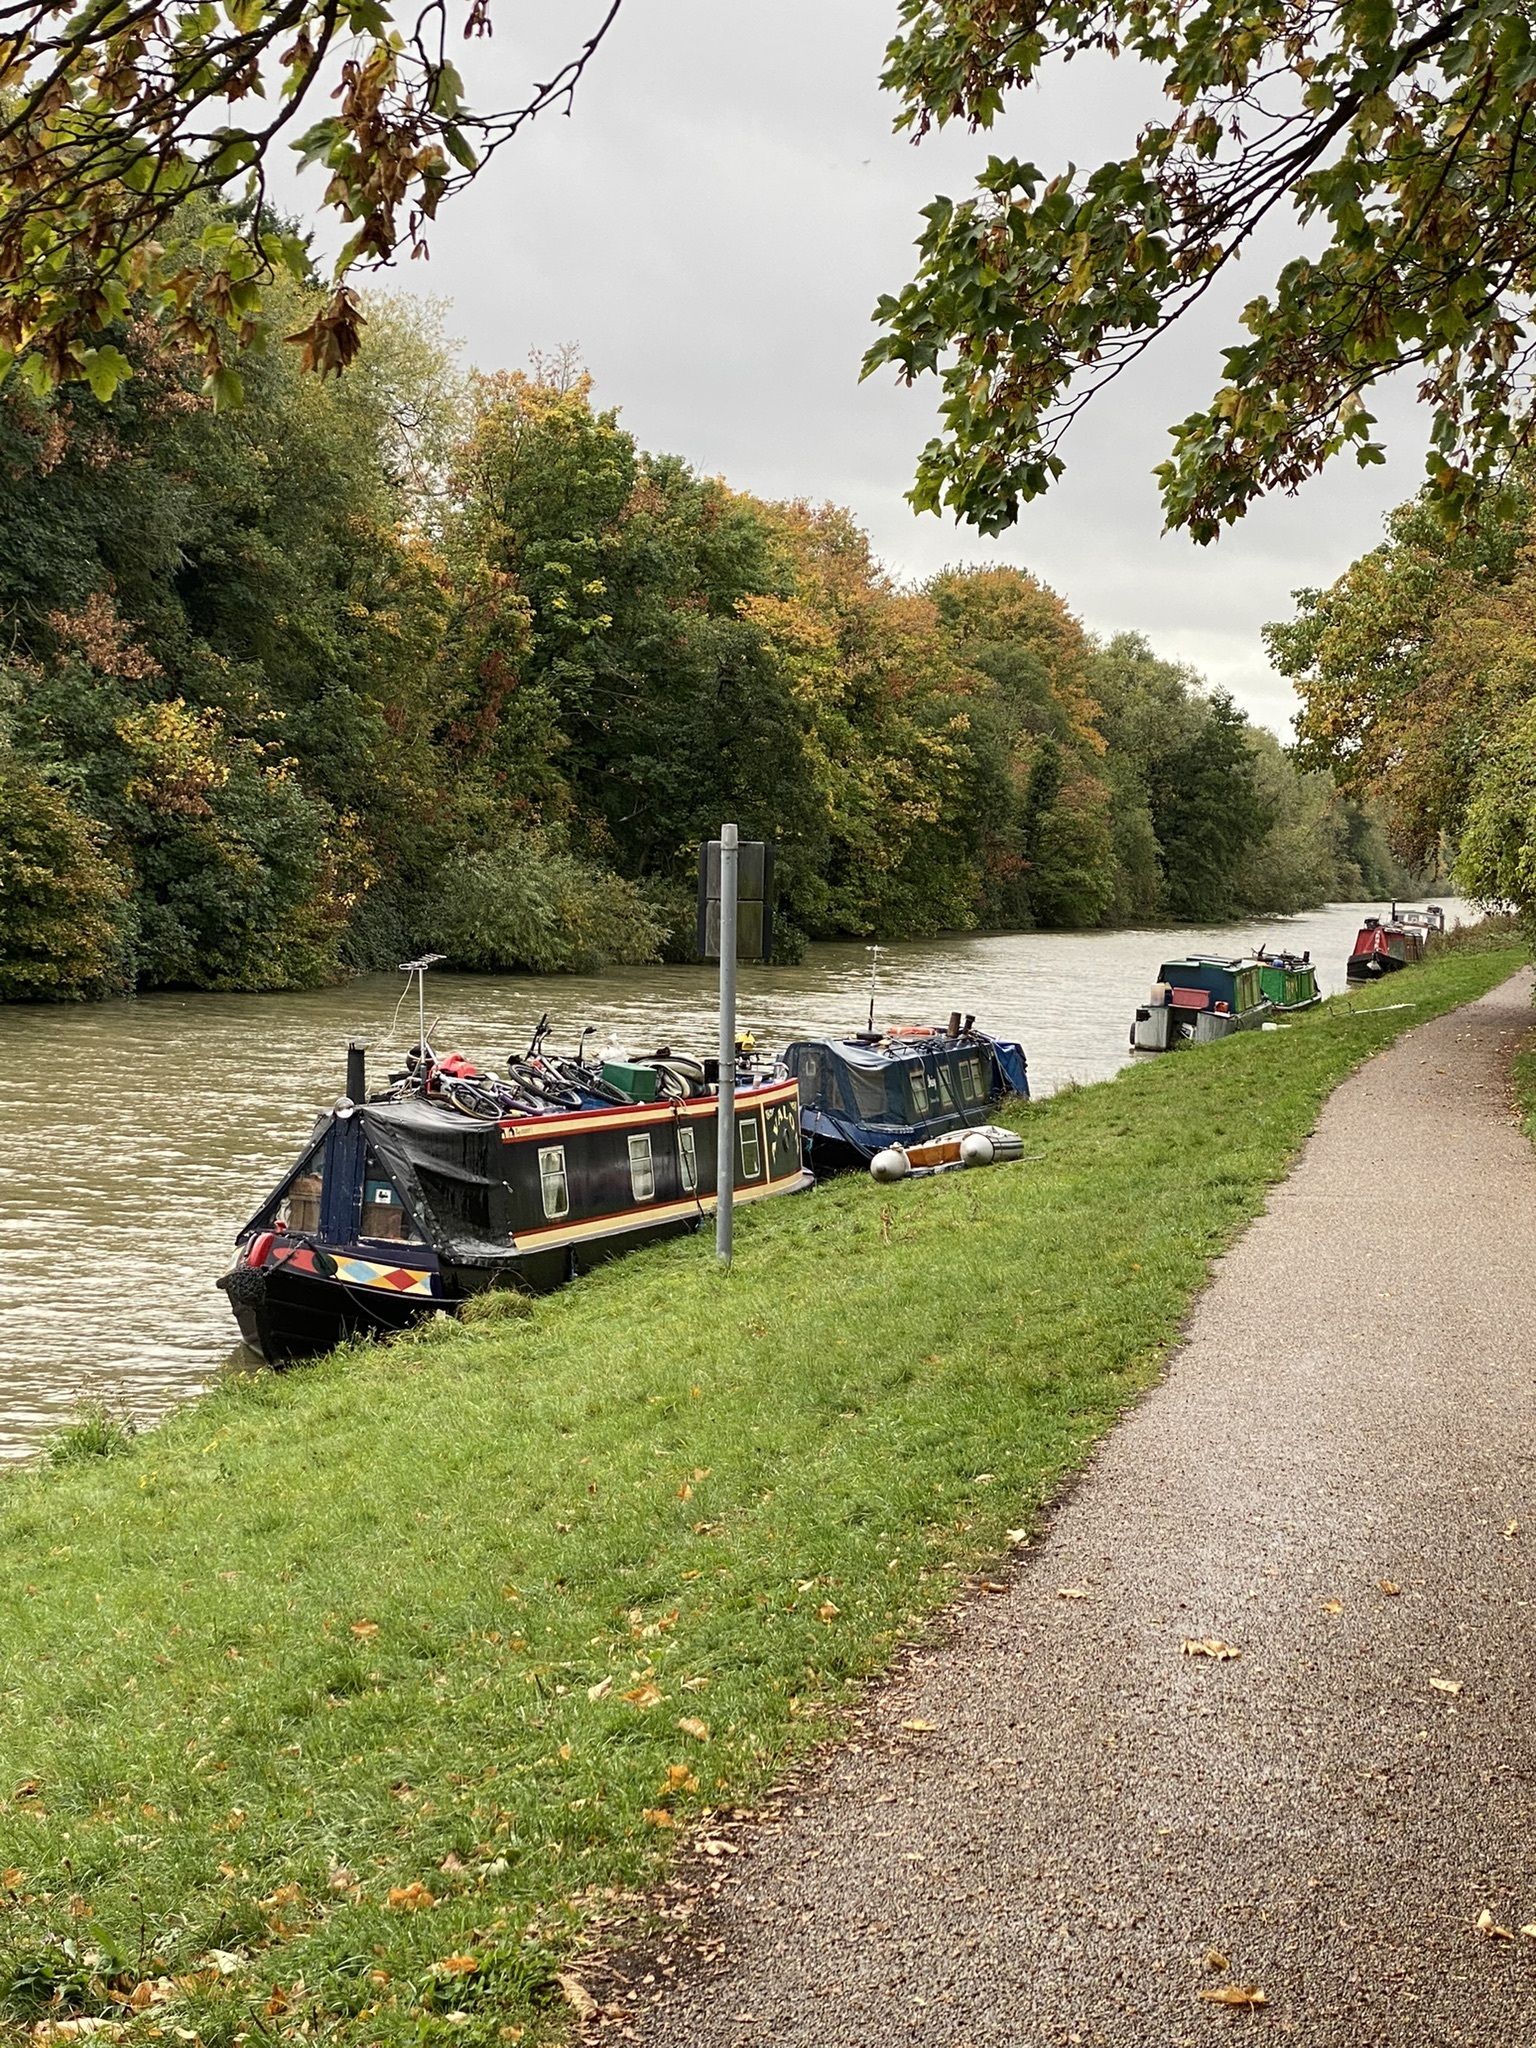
795, 1049, 822, 1105
360, 1162, 419, 1243
678, 1125, 698, 1193
935, 1062, 959, 1110
538, 1146, 569, 1220
738, 1118, 762, 1180
842, 1061, 903, 1126
277, 1146, 324, 1235
628, 1132, 655, 1202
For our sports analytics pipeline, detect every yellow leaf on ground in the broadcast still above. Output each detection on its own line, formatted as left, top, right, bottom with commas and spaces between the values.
554, 1973, 597, 2020
1429, 1677, 1464, 1696
900, 1718, 936, 1732
437, 1955, 479, 1976
349, 1620, 379, 1639
1182, 1638, 1241, 1661
587, 1677, 613, 1702
817, 1602, 840, 1621
677, 1716, 710, 1741
1477, 1909, 1515, 1940
623, 1682, 663, 1710
1506, 1520, 1521, 1539
664, 1764, 697, 1792
1057, 1587, 1090, 1600
642, 1807, 675, 1827
1378, 1579, 1401, 1596
386, 1882, 435, 1911
1204, 1949, 1229, 1972
1519, 1924, 1536, 1939
1320, 1600, 1343, 1615
1197, 1985, 1266, 2007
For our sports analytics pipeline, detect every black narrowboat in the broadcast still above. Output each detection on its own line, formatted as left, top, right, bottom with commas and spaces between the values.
219, 1049, 810, 1363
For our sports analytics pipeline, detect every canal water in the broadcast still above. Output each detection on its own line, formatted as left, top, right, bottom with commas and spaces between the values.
0, 899, 1462, 1460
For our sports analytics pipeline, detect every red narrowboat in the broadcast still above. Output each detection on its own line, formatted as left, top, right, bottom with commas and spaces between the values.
1345, 910, 1427, 982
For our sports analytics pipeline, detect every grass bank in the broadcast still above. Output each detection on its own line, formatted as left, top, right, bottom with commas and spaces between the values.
0, 945, 1523, 2045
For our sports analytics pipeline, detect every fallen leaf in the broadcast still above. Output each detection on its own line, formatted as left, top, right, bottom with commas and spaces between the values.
1506, 1520, 1521, 1539
622, 1682, 663, 1710
349, 1620, 379, 1639
587, 1677, 613, 1702
680, 1676, 710, 1692
900, 1718, 936, 1732
817, 1602, 840, 1621
1320, 1599, 1343, 1615
1204, 1949, 1229, 1972
1057, 1586, 1090, 1601
664, 1764, 698, 1792
1006, 1529, 1030, 1548
677, 1716, 710, 1741
642, 1807, 675, 1827
1429, 1677, 1463, 1696
557, 1743, 572, 1763
554, 1973, 597, 2021
1378, 1580, 1401, 1596
1521, 1924, 1536, 1940
386, 1882, 435, 1911
1196, 1985, 1266, 2007
1182, 1638, 1241, 1661
1477, 1909, 1515, 1940
437, 1955, 479, 1976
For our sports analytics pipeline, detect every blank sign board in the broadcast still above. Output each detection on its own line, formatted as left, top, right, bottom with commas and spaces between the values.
697, 839, 775, 962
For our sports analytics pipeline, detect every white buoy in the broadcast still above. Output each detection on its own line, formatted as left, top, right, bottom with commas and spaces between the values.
959, 1131, 996, 1168
869, 1146, 911, 1183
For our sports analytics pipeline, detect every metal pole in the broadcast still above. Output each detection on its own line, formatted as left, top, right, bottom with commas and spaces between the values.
716, 822, 738, 1266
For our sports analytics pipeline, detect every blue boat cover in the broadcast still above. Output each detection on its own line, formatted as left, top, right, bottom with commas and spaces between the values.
781, 1031, 1028, 1162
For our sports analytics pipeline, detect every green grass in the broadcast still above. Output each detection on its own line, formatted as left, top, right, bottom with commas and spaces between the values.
0, 945, 1523, 2046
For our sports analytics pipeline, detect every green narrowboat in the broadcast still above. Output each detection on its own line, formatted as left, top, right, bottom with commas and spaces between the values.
1130, 955, 1272, 1052
1255, 948, 1322, 1013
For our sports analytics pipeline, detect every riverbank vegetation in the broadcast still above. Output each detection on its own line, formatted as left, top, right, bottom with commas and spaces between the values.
0, 289, 1412, 1003
0, 940, 1517, 2045
1273, 466, 1536, 936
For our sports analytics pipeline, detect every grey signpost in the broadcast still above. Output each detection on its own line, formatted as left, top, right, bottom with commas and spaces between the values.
715, 824, 739, 1264
698, 826, 774, 1268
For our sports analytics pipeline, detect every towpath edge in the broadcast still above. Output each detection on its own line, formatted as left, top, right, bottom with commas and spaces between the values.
627, 971, 1536, 2048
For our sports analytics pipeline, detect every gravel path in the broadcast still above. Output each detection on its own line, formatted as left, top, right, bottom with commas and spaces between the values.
634, 974, 1536, 2047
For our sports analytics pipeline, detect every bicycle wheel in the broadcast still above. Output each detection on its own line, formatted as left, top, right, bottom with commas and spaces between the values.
447, 1079, 504, 1120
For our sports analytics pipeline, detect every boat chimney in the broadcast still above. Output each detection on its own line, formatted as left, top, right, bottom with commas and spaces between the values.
947, 1010, 961, 1038
346, 1040, 367, 1102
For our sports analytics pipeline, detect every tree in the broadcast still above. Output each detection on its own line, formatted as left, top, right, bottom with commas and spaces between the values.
0, 6, 621, 405
867, 0, 1536, 539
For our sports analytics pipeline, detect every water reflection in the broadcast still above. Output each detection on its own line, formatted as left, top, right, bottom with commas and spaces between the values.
0, 899, 1461, 1460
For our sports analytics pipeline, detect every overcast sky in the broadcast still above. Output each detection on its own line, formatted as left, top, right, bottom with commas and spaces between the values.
326, 1, 1429, 737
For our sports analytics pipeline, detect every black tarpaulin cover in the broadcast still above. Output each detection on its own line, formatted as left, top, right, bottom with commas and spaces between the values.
242, 1101, 524, 1267
360, 1102, 522, 1266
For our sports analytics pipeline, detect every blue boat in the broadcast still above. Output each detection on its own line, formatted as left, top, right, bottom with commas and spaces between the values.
779, 1019, 1029, 1173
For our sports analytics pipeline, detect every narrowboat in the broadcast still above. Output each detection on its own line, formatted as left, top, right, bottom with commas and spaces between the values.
1346, 910, 1426, 982
778, 1017, 1029, 1174
1130, 955, 1272, 1052
218, 1043, 810, 1364
1255, 947, 1322, 1013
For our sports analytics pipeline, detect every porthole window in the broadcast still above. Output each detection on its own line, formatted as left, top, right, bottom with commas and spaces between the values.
538, 1145, 569, 1220
628, 1132, 655, 1202
678, 1125, 698, 1193
738, 1119, 762, 1180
